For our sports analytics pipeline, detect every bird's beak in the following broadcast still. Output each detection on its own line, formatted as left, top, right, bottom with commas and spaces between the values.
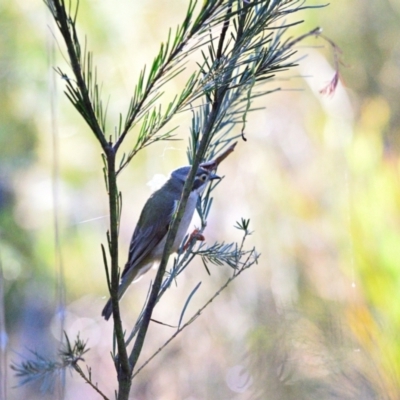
209, 172, 221, 180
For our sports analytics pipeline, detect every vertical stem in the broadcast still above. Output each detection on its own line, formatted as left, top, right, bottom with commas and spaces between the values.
47, 13, 66, 399
128, 10, 232, 372
0, 259, 7, 400
105, 147, 131, 400
128, 155, 203, 372
49, 0, 109, 148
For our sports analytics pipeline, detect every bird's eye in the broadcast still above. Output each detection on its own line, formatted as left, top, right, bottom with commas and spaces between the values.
200, 173, 208, 181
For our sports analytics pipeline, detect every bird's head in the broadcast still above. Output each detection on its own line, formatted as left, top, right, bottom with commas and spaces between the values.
171, 166, 220, 195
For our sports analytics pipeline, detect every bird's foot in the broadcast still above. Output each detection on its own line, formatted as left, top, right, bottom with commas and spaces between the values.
183, 228, 205, 251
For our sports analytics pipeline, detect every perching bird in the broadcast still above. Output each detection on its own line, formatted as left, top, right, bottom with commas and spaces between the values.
102, 165, 220, 320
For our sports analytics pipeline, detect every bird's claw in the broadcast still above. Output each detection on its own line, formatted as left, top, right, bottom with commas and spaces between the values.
183, 228, 205, 251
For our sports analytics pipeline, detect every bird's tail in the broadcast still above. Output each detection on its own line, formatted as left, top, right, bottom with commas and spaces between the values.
101, 263, 145, 320
101, 277, 132, 320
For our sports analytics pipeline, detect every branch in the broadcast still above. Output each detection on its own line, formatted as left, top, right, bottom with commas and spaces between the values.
114, 0, 229, 151
44, 0, 109, 149
132, 228, 259, 378
128, 5, 234, 372
10, 333, 109, 396
72, 364, 109, 400
105, 149, 131, 392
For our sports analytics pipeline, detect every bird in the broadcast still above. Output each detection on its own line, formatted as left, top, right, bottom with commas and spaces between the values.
101, 165, 220, 320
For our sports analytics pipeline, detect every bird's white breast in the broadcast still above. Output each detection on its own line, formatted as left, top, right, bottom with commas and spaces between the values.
173, 189, 199, 250
153, 190, 199, 258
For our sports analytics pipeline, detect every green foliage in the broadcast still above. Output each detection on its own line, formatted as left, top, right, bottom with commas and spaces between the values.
11, 1, 326, 399
3, 0, 400, 398
11, 333, 88, 393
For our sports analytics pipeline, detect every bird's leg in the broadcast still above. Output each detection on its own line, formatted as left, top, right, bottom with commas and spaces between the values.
183, 228, 205, 251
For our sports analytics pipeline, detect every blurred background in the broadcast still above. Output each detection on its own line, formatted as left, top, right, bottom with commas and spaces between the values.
1, 0, 400, 399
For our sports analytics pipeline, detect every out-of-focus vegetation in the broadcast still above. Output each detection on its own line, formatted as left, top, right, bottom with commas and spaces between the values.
1, 1, 400, 399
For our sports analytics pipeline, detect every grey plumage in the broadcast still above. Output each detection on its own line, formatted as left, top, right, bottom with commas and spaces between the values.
102, 166, 219, 320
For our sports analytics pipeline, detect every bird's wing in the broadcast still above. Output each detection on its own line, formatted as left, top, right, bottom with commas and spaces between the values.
120, 195, 175, 279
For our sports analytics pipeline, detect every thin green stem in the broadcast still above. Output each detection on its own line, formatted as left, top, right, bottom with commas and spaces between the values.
113, 0, 226, 151
105, 149, 131, 399
128, 5, 233, 372
131, 255, 253, 379
73, 364, 109, 400
47, 0, 108, 149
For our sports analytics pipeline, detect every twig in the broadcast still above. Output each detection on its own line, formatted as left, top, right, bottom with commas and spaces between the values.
200, 141, 237, 171
72, 364, 109, 400
44, 0, 108, 149
132, 252, 257, 379
0, 258, 6, 400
